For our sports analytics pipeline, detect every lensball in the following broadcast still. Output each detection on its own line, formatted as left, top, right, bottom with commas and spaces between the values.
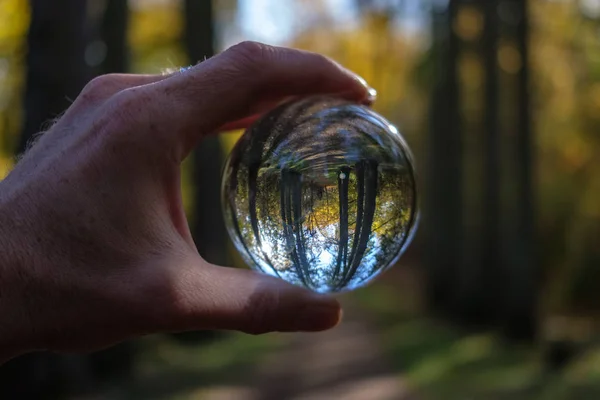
221, 96, 418, 293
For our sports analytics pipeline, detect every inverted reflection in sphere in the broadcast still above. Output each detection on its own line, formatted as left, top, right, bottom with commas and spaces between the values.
221, 96, 419, 293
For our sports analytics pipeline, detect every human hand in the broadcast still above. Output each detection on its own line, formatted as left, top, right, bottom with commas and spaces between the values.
0, 42, 374, 363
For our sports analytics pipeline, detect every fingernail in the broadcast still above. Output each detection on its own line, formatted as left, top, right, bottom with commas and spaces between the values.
365, 87, 378, 105
354, 74, 369, 89
294, 299, 342, 332
352, 74, 377, 104
346, 71, 377, 105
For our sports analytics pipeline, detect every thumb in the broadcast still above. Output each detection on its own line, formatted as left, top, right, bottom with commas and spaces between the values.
173, 262, 343, 335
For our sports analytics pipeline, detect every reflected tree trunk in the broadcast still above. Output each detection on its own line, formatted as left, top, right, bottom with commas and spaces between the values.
349, 162, 366, 276
333, 166, 350, 282
291, 171, 312, 282
340, 160, 378, 289
225, 168, 260, 270
281, 169, 310, 287
248, 161, 281, 277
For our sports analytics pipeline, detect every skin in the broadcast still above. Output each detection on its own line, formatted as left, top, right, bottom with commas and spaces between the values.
0, 42, 376, 364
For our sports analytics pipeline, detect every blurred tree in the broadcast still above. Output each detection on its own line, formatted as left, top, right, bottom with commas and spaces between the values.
185, 0, 229, 267
16, 0, 91, 155
99, 0, 129, 74
425, 0, 463, 318
502, 0, 537, 341
0, 2, 95, 398
172, 0, 227, 345
442, 0, 505, 331
2, 1, 139, 394
89, 0, 137, 386
479, 0, 501, 325
419, 0, 538, 341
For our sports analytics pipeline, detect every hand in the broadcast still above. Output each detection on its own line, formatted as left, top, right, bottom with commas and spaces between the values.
0, 42, 374, 363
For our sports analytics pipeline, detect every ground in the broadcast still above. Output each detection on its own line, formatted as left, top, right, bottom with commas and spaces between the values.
84, 270, 600, 400
114, 296, 417, 400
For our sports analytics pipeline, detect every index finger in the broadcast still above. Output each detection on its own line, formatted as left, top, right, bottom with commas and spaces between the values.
113, 42, 375, 159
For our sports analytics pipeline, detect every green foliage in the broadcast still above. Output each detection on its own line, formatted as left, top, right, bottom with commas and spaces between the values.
120, 333, 285, 399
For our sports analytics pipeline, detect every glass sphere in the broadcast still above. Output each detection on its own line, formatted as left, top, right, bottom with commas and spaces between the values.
221, 96, 419, 293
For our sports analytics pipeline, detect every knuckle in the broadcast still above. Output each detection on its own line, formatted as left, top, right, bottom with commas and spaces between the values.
313, 51, 333, 66
100, 87, 174, 159
226, 41, 274, 70
304, 50, 335, 72
79, 74, 121, 103
91, 89, 146, 149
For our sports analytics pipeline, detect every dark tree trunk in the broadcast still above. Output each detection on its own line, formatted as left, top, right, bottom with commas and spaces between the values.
2, 1, 95, 398
185, 0, 229, 267
425, 0, 463, 317
85, 0, 136, 385
174, 0, 226, 345
99, 0, 129, 74
503, 0, 537, 341
468, 0, 502, 327
16, 0, 91, 155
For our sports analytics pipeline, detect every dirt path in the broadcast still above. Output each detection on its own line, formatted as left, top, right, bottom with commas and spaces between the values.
203, 299, 416, 400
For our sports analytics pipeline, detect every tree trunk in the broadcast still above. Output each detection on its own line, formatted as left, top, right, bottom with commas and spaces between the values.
173, 0, 226, 345
185, 0, 229, 266
503, 0, 537, 341
425, 0, 463, 317
16, 0, 91, 155
472, 0, 502, 327
85, 0, 136, 385
2, 1, 94, 398
99, 0, 129, 74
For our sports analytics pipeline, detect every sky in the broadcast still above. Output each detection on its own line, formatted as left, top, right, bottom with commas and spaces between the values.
237, 0, 357, 45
